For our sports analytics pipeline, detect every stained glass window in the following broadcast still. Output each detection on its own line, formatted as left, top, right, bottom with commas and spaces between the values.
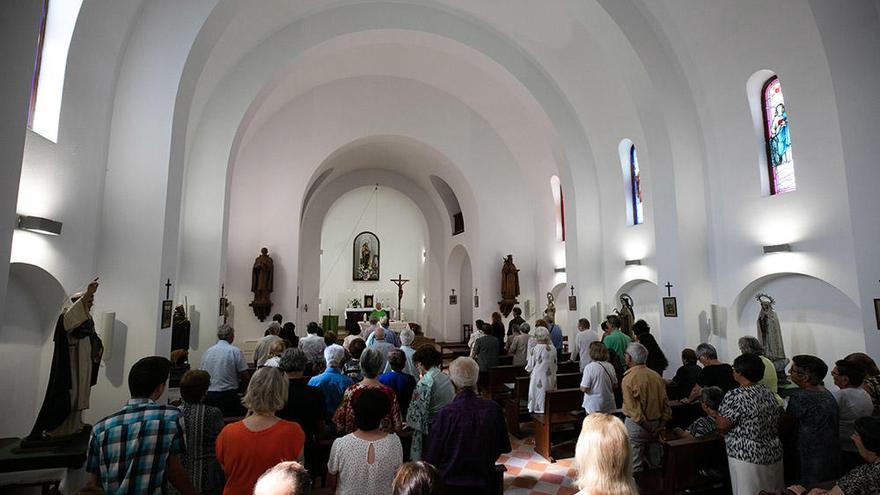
629, 145, 644, 225
762, 76, 796, 194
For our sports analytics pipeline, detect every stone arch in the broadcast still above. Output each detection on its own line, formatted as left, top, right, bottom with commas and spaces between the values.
615, 278, 661, 342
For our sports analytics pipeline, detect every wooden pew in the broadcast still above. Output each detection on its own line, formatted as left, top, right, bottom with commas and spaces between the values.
504, 372, 582, 437
558, 360, 578, 373
498, 354, 513, 366
531, 388, 585, 462
485, 364, 526, 401
635, 434, 729, 495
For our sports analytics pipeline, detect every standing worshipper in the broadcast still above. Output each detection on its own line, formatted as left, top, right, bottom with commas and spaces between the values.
177, 370, 225, 495
85, 357, 196, 495
526, 326, 558, 413
385, 328, 418, 377
621, 342, 672, 472
602, 315, 632, 360
333, 348, 404, 434
308, 344, 355, 419
688, 343, 738, 400
489, 312, 506, 349
666, 348, 701, 401
507, 322, 531, 367
366, 319, 400, 347
737, 336, 781, 401
343, 337, 367, 382
572, 413, 639, 495
29, 279, 104, 441
832, 359, 875, 471
785, 354, 841, 485
276, 348, 325, 475
844, 352, 880, 416
423, 357, 511, 494
573, 317, 597, 372
636, 333, 668, 377
407, 347, 455, 461
368, 327, 397, 359
279, 322, 298, 347
546, 315, 564, 359
467, 320, 487, 350
200, 324, 249, 417
380, 349, 418, 416
506, 307, 525, 339
299, 323, 327, 373
253, 322, 282, 367
580, 342, 618, 414
471, 329, 501, 384
709, 353, 784, 495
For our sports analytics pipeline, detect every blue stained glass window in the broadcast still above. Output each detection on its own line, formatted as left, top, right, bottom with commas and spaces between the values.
630, 145, 643, 225
762, 76, 796, 195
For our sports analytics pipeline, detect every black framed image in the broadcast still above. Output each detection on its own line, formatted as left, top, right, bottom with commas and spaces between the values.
161, 299, 174, 328
662, 297, 678, 318
364, 294, 374, 308
568, 295, 577, 311
449, 294, 458, 305
353, 231, 380, 280
874, 298, 880, 330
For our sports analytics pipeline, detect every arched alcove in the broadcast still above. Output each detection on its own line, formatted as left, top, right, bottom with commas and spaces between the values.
430, 175, 464, 236
728, 273, 863, 372
616, 278, 661, 342
446, 244, 473, 343
1, 263, 67, 437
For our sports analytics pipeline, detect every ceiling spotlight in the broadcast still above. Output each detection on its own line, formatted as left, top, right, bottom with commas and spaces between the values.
17, 215, 62, 236
762, 243, 792, 254
624, 259, 642, 266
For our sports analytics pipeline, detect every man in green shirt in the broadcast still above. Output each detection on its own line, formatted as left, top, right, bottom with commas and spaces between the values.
602, 315, 632, 359
369, 302, 388, 321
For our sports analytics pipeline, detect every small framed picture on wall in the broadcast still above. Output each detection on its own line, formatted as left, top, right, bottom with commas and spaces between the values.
874, 298, 880, 329
662, 297, 678, 318
364, 294, 374, 308
161, 300, 174, 328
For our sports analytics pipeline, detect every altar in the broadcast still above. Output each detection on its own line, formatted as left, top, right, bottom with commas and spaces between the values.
343, 307, 396, 330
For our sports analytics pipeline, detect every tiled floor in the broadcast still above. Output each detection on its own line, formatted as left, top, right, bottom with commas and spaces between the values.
498, 436, 580, 495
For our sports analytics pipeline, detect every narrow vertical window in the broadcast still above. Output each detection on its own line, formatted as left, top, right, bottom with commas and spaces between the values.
629, 145, 643, 225
550, 176, 565, 241
762, 76, 796, 194
27, 0, 50, 128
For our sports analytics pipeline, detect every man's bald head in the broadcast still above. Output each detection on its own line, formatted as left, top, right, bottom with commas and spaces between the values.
253, 461, 311, 495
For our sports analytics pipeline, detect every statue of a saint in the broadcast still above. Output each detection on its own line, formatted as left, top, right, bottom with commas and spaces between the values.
756, 293, 788, 380
617, 293, 635, 339
250, 247, 274, 321
27, 279, 103, 443
499, 255, 520, 317
544, 292, 556, 321
170, 304, 190, 352
360, 242, 371, 272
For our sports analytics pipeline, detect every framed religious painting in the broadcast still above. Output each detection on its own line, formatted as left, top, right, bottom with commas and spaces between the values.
161, 299, 174, 328
364, 294, 374, 308
353, 231, 380, 281
874, 299, 880, 330
662, 297, 678, 318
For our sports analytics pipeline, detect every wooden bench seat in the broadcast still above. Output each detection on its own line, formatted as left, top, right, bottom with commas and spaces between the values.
485, 364, 526, 401
504, 372, 582, 438
531, 388, 585, 462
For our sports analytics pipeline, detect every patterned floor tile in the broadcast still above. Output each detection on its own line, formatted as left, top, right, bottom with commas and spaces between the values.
501, 434, 578, 495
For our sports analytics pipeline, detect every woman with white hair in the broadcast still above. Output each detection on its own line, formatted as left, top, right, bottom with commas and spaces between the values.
573, 413, 638, 495
386, 328, 418, 377
526, 325, 558, 413
216, 367, 306, 495
334, 347, 403, 434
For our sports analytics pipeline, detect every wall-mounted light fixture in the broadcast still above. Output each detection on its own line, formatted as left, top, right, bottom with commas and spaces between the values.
762, 243, 792, 254
17, 215, 62, 236
624, 259, 642, 266
554, 267, 566, 273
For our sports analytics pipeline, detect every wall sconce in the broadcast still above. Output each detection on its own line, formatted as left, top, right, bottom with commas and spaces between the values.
17, 215, 62, 236
762, 243, 791, 254
554, 267, 566, 273
624, 259, 642, 266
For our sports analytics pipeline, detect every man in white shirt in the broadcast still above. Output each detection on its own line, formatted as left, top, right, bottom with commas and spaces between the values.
253, 321, 282, 367
573, 318, 597, 372
200, 324, 248, 416
832, 359, 875, 470
299, 323, 327, 371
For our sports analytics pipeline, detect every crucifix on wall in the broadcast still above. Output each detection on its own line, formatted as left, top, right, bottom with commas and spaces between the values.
390, 274, 410, 321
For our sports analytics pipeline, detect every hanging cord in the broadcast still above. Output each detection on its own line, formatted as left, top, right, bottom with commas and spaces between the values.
321, 185, 379, 282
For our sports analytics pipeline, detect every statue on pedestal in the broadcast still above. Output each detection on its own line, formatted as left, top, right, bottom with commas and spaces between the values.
756, 293, 788, 381
250, 247, 274, 321
499, 255, 520, 317
617, 293, 635, 339
27, 279, 103, 443
170, 304, 190, 352
544, 292, 556, 321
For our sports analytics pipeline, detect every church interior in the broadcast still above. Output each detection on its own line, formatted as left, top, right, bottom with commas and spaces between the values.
2, 1, 880, 494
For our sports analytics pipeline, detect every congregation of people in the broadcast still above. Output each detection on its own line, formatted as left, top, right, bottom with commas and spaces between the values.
81, 310, 880, 495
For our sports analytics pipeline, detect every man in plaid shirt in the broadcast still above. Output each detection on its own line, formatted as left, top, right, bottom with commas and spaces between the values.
86, 356, 197, 494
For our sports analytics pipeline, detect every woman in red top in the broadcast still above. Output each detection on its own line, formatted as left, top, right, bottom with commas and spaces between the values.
216, 367, 305, 495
